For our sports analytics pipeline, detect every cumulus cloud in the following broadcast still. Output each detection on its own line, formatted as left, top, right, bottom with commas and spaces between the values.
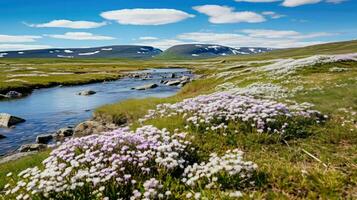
140, 29, 333, 49
193, 5, 265, 24
0, 35, 42, 43
136, 39, 185, 50
26, 20, 107, 29
45, 32, 115, 40
0, 44, 52, 51
282, 0, 322, 7
138, 36, 159, 40
101, 9, 194, 25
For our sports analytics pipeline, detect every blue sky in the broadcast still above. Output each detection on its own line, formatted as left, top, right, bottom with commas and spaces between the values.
0, 0, 356, 51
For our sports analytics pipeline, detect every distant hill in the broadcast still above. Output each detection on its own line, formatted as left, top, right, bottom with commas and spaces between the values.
159, 44, 273, 59
0, 45, 162, 59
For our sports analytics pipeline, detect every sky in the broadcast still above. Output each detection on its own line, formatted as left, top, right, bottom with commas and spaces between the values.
0, 0, 356, 51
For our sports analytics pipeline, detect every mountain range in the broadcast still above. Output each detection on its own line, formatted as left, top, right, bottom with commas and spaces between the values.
0, 44, 273, 59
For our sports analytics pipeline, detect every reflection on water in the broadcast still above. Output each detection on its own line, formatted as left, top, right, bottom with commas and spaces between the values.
0, 68, 191, 155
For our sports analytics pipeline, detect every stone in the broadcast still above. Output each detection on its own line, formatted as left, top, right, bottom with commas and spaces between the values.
78, 90, 96, 96
0, 113, 26, 128
19, 144, 47, 152
170, 73, 176, 78
165, 80, 181, 86
74, 120, 118, 137
5, 91, 22, 98
0, 134, 5, 139
57, 127, 74, 137
36, 134, 53, 144
132, 83, 158, 90
180, 76, 190, 81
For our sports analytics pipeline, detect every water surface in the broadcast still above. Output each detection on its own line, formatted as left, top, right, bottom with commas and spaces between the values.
0, 68, 190, 155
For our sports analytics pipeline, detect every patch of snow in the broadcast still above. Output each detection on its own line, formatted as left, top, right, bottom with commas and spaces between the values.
192, 54, 199, 57
0, 53, 8, 58
101, 48, 112, 51
49, 51, 54, 53
78, 51, 100, 56
57, 55, 74, 58
18, 52, 24, 54
64, 50, 73, 53
221, 53, 227, 56
140, 47, 149, 51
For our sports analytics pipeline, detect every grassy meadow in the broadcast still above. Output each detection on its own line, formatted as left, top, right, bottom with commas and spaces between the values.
1, 40, 357, 199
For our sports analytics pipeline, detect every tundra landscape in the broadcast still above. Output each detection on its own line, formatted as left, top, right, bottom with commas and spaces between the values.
0, 0, 357, 199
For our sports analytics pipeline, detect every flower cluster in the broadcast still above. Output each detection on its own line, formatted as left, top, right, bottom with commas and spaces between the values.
183, 149, 257, 197
141, 91, 325, 135
4, 126, 191, 200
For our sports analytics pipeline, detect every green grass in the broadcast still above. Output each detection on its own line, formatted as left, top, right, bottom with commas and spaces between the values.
0, 151, 49, 190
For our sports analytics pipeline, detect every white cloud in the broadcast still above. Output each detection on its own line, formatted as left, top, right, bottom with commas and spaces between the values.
45, 32, 115, 40
26, 20, 107, 29
193, 5, 265, 24
235, 0, 280, 2
0, 44, 52, 51
0, 35, 41, 43
138, 36, 159, 40
136, 39, 185, 50
101, 9, 194, 25
175, 30, 332, 48
282, 0, 322, 7
262, 11, 286, 19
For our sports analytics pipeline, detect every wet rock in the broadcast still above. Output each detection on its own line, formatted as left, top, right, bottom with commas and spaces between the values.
170, 73, 176, 78
74, 120, 118, 137
132, 83, 158, 90
0, 113, 25, 128
5, 91, 22, 98
53, 127, 74, 141
36, 134, 53, 144
180, 76, 190, 81
19, 144, 47, 152
165, 80, 181, 86
0, 134, 5, 139
78, 90, 96, 96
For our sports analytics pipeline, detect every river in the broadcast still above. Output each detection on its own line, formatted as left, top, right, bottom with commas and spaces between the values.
0, 68, 191, 156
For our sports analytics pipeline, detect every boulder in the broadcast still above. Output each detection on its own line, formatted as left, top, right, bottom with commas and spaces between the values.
5, 91, 22, 98
0, 113, 25, 128
165, 80, 181, 86
36, 134, 53, 144
132, 83, 158, 90
0, 134, 5, 139
53, 127, 74, 141
180, 76, 190, 81
19, 144, 47, 152
57, 127, 74, 137
78, 90, 96, 96
170, 73, 176, 78
74, 120, 118, 137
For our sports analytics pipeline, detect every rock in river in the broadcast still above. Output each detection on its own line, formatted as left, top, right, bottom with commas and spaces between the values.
132, 83, 158, 90
78, 90, 96, 96
5, 91, 22, 98
0, 113, 25, 128
36, 134, 53, 144
19, 144, 47, 152
165, 80, 181, 86
0, 134, 5, 139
